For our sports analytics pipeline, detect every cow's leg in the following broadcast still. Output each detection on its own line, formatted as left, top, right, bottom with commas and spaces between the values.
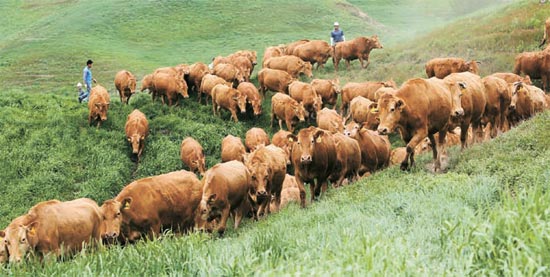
270, 112, 274, 128
198, 91, 202, 104
231, 110, 239, 122
427, 133, 437, 160
233, 204, 244, 229
118, 91, 123, 103
293, 175, 307, 207
434, 129, 448, 172
345, 60, 351, 71
212, 101, 217, 116
217, 207, 231, 236
126, 92, 132, 104
460, 123, 469, 149
402, 131, 427, 171
285, 119, 292, 132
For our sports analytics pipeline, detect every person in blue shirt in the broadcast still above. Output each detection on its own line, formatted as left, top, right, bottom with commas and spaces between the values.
330, 22, 345, 46
79, 59, 96, 103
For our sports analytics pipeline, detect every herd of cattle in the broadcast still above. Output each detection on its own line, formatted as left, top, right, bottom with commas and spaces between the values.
2, 21, 550, 263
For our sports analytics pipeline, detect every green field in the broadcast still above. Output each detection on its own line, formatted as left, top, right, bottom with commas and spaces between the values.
1, 0, 549, 275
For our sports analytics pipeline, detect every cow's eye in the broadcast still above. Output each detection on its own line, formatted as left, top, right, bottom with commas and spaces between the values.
252, 175, 256, 180
116, 212, 121, 217
390, 108, 395, 112
20, 238, 26, 243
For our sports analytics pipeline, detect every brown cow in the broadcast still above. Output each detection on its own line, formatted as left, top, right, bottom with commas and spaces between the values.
114, 70, 137, 104
289, 80, 322, 121
490, 72, 532, 85
285, 39, 310, 55
376, 78, 453, 172
125, 109, 149, 162
340, 80, 397, 116
213, 63, 245, 86
372, 86, 397, 102
257, 68, 295, 96
5, 199, 101, 262
539, 18, 550, 48
140, 74, 154, 93
317, 107, 344, 134
237, 82, 263, 117
288, 127, 337, 205
333, 35, 383, 71
197, 161, 252, 235
264, 55, 313, 78
513, 49, 550, 92
291, 40, 333, 69
510, 81, 546, 121
153, 72, 189, 106
344, 122, 390, 175
262, 45, 286, 67
481, 76, 512, 138
88, 85, 110, 128
199, 74, 232, 104
269, 174, 301, 212
180, 137, 207, 176
425, 57, 480, 79
187, 62, 210, 94
100, 170, 202, 242
271, 130, 293, 164
271, 92, 306, 132
347, 96, 379, 130
389, 145, 429, 166
330, 133, 361, 187
244, 145, 287, 217
211, 84, 247, 122
311, 78, 340, 109
245, 127, 270, 152
221, 135, 246, 163
444, 72, 487, 147
231, 55, 254, 82
415, 127, 472, 155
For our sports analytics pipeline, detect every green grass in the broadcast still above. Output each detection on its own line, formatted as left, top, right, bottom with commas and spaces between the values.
1, 0, 550, 275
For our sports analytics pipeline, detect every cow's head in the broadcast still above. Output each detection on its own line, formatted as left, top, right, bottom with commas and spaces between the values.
99, 199, 125, 243
376, 93, 405, 135
127, 134, 144, 155
362, 102, 381, 130
446, 80, 466, 117
344, 121, 361, 138
249, 98, 263, 116
522, 75, 532, 85
140, 74, 153, 92
331, 78, 341, 94
128, 77, 137, 94
232, 90, 248, 114
95, 102, 110, 122
313, 94, 323, 112
177, 79, 190, 98
292, 102, 307, 123
302, 62, 313, 78
193, 150, 207, 176
288, 127, 326, 165
510, 81, 527, 111
235, 69, 246, 84
6, 221, 37, 263
370, 35, 383, 49
466, 60, 481, 75
247, 162, 271, 202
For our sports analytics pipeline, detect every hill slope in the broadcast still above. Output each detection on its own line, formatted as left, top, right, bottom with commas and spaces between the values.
1, 0, 550, 275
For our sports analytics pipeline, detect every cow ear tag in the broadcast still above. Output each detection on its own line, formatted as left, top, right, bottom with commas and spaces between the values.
288, 137, 294, 142
124, 202, 131, 209
370, 107, 378, 113
316, 137, 322, 143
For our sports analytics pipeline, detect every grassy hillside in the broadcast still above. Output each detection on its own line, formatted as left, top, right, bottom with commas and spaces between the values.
1, 0, 550, 275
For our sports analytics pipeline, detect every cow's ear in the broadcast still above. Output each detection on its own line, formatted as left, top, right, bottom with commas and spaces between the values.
140, 135, 145, 140
395, 98, 406, 111
121, 197, 132, 210
95, 103, 101, 108
368, 103, 378, 113
208, 194, 217, 204
313, 130, 325, 143
287, 134, 298, 143
26, 221, 39, 237
458, 82, 467, 90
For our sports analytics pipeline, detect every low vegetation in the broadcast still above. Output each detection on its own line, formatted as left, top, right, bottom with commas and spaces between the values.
0, 0, 549, 275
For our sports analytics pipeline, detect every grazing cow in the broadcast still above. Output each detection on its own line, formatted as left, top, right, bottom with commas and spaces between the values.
444, 72, 487, 147
376, 78, 453, 172
257, 68, 295, 96
271, 92, 306, 132
180, 137, 207, 176
5, 199, 101, 262
344, 122, 391, 175
271, 130, 293, 163
340, 80, 397, 116
88, 85, 110, 128
231, 50, 258, 66
425, 57, 480, 79
269, 174, 301, 212
140, 74, 154, 93
199, 74, 232, 104
262, 45, 286, 67
237, 82, 263, 117
481, 76, 512, 138
289, 80, 322, 121
330, 133, 361, 187
490, 72, 532, 85
187, 62, 210, 94
154, 65, 189, 78
213, 63, 245, 86
153, 72, 189, 106
333, 35, 383, 71
231, 55, 254, 82
291, 40, 333, 69
285, 39, 310, 55
347, 96, 379, 130
197, 161, 252, 235
114, 70, 137, 104
509, 81, 546, 121
539, 18, 550, 48
211, 84, 247, 122
221, 135, 246, 163
317, 107, 344, 134
513, 49, 550, 92
264, 55, 313, 78
100, 170, 203, 242
311, 78, 340, 109
245, 127, 270, 152
288, 127, 337, 205
125, 109, 149, 162
245, 145, 287, 218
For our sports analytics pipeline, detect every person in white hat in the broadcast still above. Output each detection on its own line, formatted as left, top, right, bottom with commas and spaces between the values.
330, 22, 345, 46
